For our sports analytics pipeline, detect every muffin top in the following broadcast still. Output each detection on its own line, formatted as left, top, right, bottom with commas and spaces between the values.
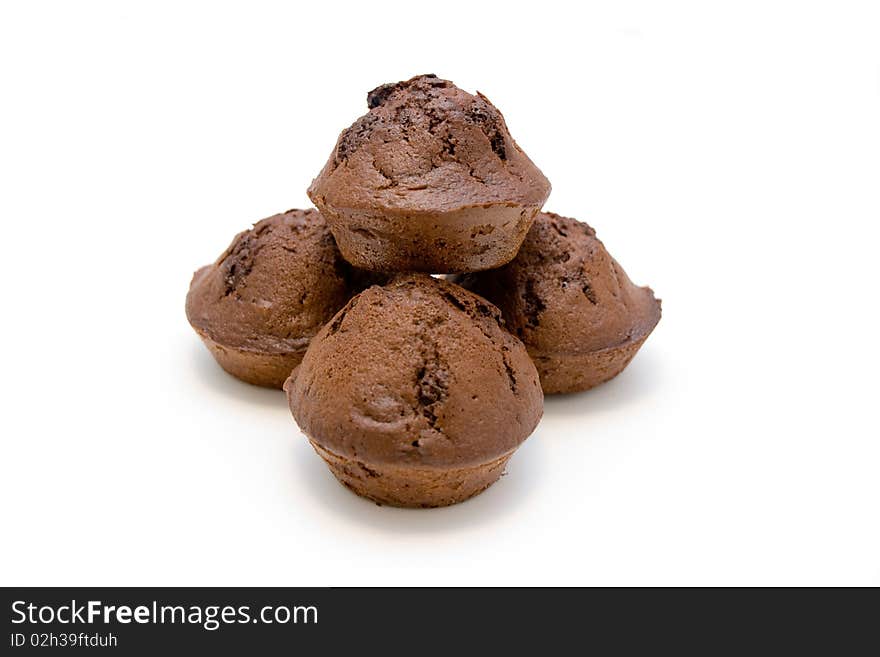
186, 209, 361, 354
285, 274, 543, 468
455, 212, 661, 356
308, 74, 551, 214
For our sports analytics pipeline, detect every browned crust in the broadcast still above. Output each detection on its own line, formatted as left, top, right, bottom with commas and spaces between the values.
318, 203, 541, 273
531, 332, 652, 394
196, 329, 304, 389
310, 440, 514, 508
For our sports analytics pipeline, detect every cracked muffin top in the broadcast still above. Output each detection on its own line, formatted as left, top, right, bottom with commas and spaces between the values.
285, 274, 543, 468
308, 74, 551, 214
186, 209, 365, 354
454, 212, 662, 356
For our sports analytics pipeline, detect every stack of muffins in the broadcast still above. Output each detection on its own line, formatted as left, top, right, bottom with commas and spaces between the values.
186, 75, 661, 508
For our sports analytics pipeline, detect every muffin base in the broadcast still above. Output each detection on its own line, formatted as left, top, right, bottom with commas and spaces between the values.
309, 440, 514, 508
318, 203, 541, 273
196, 331, 304, 389
532, 333, 651, 395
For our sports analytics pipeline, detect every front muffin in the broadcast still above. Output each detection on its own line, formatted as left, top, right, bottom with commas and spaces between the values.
455, 212, 661, 394
308, 74, 551, 273
285, 274, 543, 507
186, 208, 364, 388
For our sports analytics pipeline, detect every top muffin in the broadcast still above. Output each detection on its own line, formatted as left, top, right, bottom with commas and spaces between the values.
308, 74, 551, 273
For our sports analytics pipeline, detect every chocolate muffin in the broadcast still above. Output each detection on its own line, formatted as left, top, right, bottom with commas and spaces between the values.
186, 208, 366, 389
308, 74, 551, 273
284, 274, 543, 507
455, 212, 661, 394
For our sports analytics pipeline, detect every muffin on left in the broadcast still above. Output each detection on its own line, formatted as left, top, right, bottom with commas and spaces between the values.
186, 208, 368, 388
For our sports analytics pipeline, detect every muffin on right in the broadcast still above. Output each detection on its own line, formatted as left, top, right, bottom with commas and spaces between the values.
454, 212, 661, 394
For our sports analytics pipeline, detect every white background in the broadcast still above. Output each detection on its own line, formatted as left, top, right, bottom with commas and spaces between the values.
1, 1, 878, 586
